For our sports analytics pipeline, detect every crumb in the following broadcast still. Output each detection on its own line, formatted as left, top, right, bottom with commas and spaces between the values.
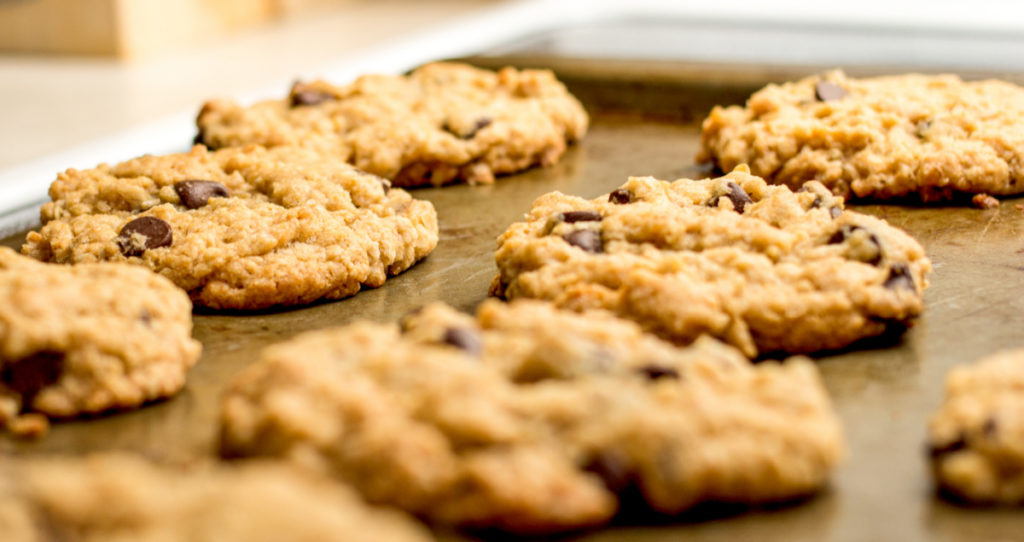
972, 193, 999, 209
8, 413, 50, 439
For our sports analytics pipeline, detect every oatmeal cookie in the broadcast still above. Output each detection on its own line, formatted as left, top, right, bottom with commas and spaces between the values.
928, 349, 1024, 504
195, 62, 589, 187
699, 71, 1024, 201
0, 248, 200, 437
0, 454, 432, 541
22, 145, 438, 310
220, 300, 843, 533
491, 166, 931, 357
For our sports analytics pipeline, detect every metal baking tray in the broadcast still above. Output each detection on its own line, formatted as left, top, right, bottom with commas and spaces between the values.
3, 54, 1024, 542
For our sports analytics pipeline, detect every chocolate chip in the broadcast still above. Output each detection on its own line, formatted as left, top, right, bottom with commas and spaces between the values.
116, 217, 173, 257
608, 188, 632, 204
560, 210, 603, 223
443, 117, 493, 139
442, 327, 482, 355
815, 81, 848, 102
884, 263, 916, 291
290, 89, 335, 107
562, 229, 603, 253
584, 451, 632, 492
463, 117, 493, 139
929, 436, 966, 458
192, 131, 204, 146
828, 225, 882, 265
379, 177, 392, 194
830, 206, 843, 219
140, 309, 152, 326
636, 364, 680, 380
174, 180, 230, 209
708, 181, 753, 213
983, 418, 998, 438
1, 352, 64, 410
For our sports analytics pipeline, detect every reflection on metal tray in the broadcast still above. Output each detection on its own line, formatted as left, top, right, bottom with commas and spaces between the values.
4, 58, 1024, 542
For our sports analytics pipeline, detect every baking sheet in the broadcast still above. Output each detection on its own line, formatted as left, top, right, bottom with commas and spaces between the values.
3, 58, 1024, 542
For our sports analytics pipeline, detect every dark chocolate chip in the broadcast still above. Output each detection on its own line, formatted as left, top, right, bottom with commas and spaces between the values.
442, 327, 482, 355
636, 364, 680, 380
608, 188, 632, 204
116, 217, 173, 257
830, 206, 843, 219
290, 89, 335, 107
815, 81, 848, 102
1, 351, 64, 410
708, 181, 753, 213
463, 117, 493, 139
174, 180, 230, 209
443, 117, 493, 139
929, 436, 966, 458
560, 210, 603, 223
982, 418, 998, 438
828, 225, 882, 265
562, 229, 603, 253
584, 451, 632, 492
192, 131, 204, 146
884, 263, 916, 291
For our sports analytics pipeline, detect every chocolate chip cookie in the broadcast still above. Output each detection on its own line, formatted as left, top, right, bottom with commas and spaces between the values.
491, 166, 931, 357
928, 349, 1024, 504
0, 248, 200, 438
195, 62, 589, 187
220, 300, 843, 533
22, 145, 438, 309
699, 71, 1024, 201
0, 454, 432, 541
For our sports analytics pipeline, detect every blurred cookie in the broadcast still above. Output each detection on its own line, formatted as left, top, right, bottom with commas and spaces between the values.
699, 71, 1024, 201
23, 145, 438, 309
0, 454, 432, 541
491, 166, 931, 357
196, 62, 588, 187
928, 349, 1024, 504
220, 300, 843, 533
0, 248, 200, 437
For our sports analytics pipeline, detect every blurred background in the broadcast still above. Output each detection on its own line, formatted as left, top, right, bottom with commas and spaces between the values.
2, 0, 1024, 223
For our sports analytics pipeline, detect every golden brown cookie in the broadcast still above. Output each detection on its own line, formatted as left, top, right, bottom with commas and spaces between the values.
196, 62, 589, 187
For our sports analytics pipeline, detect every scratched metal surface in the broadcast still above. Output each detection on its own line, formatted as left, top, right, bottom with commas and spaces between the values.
3, 58, 1024, 542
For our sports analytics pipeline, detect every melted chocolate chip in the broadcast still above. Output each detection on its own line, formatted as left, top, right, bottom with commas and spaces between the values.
562, 229, 603, 253
174, 180, 230, 209
608, 188, 632, 204
929, 436, 966, 458
584, 451, 632, 492
560, 210, 603, 223
116, 217, 173, 257
442, 327, 482, 355
636, 364, 680, 380
708, 181, 753, 213
290, 89, 335, 107
815, 81, 848, 102
884, 263, 916, 291
1, 352, 64, 410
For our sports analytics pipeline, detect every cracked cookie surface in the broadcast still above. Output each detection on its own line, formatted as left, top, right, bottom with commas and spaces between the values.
928, 350, 1024, 504
491, 167, 931, 357
195, 62, 589, 187
0, 454, 432, 542
0, 248, 200, 437
220, 300, 843, 533
699, 71, 1024, 201
22, 145, 438, 309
